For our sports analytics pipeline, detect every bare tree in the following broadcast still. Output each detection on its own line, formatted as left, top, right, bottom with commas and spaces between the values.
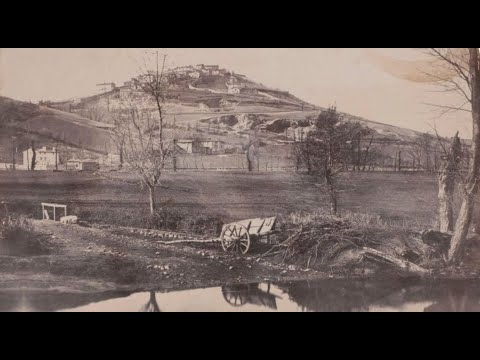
80, 104, 106, 123
419, 48, 480, 264
111, 51, 175, 215
348, 123, 374, 172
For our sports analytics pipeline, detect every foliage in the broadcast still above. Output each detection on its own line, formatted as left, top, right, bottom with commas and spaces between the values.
0, 216, 53, 256
301, 106, 372, 214
145, 204, 225, 237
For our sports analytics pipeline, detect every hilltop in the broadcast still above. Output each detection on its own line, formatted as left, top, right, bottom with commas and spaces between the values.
45, 65, 425, 146
0, 65, 439, 170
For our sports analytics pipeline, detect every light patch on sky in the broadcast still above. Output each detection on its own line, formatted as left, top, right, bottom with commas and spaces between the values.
0, 48, 472, 138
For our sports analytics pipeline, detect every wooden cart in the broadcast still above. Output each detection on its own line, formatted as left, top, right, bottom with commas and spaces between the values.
220, 216, 277, 255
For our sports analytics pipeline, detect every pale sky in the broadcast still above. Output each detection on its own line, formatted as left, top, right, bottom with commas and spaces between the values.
0, 48, 472, 138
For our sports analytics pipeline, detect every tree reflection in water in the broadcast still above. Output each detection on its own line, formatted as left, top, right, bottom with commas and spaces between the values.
276, 280, 480, 312
274, 280, 406, 312
140, 291, 161, 312
423, 282, 480, 312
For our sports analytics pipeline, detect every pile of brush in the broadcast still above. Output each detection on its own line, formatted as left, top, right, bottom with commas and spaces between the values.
268, 212, 368, 268
265, 211, 434, 276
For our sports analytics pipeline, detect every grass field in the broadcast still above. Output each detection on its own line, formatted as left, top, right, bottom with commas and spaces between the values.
0, 170, 442, 231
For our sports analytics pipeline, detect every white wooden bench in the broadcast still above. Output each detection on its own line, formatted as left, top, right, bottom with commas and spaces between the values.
41, 203, 67, 222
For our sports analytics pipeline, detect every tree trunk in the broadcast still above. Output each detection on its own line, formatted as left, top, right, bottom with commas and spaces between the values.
474, 194, 480, 235
326, 172, 337, 215
438, 170, 454, 233
119, 143, 124, 169
362, 247, 430, 276
31, 141, 36, 171
246, 153, 253, 172
447, 48, 480, 264
55, 145, 58, 171
448, 195, 475, 262
148, 185, 157, 215
173, 139, 177, 172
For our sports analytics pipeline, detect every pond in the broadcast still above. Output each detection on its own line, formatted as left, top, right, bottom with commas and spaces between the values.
2, 279, 480, 312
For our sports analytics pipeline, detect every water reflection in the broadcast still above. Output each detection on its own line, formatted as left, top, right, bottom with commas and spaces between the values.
221, 283, 280, 310
2, 279, 480, 312
139, 292, 161, 312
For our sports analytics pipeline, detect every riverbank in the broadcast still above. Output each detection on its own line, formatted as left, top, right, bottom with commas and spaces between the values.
0, 220, 332, 293
2, 219, 480, 294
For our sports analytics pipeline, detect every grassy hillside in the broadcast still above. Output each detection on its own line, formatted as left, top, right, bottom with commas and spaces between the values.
0, 96, 117, 156
2, 65, 444, 165
48, 65, 425, 149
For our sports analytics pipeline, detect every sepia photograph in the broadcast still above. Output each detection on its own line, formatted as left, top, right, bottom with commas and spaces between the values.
0, 48, 479, 312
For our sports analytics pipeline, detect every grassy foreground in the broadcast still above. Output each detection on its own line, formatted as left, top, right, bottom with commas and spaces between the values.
0, 170, 440, 231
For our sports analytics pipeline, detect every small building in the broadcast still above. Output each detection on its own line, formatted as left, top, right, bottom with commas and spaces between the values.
227, 83, 244, 94
23, 146, 59, 171
176, 140, 196, 154
66, 159, 99, 172
175, 139, 225, 155
99, 153, 121, 166
199, 140, 225, 155
188, 70, 201, 79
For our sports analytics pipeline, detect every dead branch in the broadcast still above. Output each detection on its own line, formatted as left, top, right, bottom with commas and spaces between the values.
362, 247, 431, 276
157, 238, 219, 245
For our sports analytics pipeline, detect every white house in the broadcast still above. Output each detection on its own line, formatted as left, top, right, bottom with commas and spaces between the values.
23, 146, 59, 171
176, 140, 195, 154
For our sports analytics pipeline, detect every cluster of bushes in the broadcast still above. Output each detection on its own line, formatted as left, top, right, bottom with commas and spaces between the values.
145, 206, 225, 237
70, 201, 226, 237
0, 216, 52, 256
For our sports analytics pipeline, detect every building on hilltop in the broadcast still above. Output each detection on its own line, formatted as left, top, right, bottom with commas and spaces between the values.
227, 83, 244, 94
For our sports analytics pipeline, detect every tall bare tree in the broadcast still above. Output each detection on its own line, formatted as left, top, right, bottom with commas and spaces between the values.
111, 51, 175, 215
419, 49, 480, 263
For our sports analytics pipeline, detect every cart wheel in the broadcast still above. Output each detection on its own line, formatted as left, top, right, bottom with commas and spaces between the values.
221, 224, 251, 255
222, 285, 248, 307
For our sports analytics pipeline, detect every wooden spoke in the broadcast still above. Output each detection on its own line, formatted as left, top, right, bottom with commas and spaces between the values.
221, 224, 251, 255
222, 286, 248, 307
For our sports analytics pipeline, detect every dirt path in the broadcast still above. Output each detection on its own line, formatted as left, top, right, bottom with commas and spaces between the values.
0, 220, 325, 293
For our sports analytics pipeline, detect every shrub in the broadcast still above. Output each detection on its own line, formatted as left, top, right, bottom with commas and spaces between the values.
0, 216, 52, 256
145, 205, 225, 236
